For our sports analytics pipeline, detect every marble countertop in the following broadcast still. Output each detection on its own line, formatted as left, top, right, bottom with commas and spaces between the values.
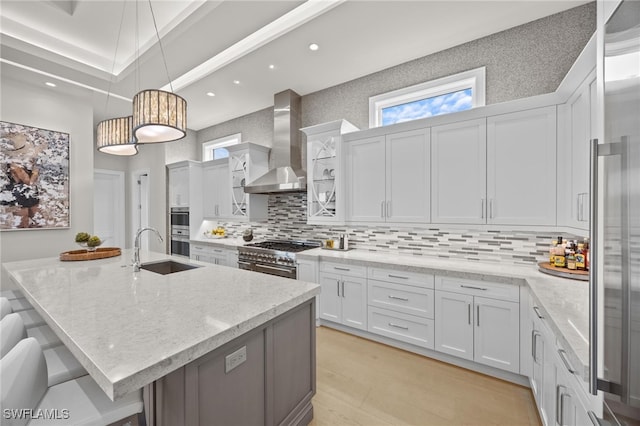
2, 250, 320, 401
298, 248, 591, 382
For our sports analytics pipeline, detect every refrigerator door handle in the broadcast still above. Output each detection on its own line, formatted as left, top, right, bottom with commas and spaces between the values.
589, 138, 599, 395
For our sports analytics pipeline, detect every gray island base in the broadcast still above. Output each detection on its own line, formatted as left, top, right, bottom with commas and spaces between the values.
146, 300, 316, 426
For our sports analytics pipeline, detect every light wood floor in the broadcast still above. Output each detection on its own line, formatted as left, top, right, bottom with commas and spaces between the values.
310, 326, 541, 426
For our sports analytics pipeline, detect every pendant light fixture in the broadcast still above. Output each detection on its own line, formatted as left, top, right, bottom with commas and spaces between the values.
132, 0, 187, 144
97, 116, 138, 156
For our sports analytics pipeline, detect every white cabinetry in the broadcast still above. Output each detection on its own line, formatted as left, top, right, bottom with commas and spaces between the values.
318, 262, 367, 330
345, 128, 430, 223
434, 276, 520, 373
168, 164, 190, 208
226, 143, 269, 222
367, 268, 435, 349
486, 106, 557, 225
431, 118, 487, 224
202, 159, 230, 219
190, 243, 236, 267
301, 119, 358, 224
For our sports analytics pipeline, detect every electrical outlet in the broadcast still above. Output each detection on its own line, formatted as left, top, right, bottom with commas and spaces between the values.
225, 346, 247, 373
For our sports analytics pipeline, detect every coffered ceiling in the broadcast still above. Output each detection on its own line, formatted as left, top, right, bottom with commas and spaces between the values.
0, 0, 591, 131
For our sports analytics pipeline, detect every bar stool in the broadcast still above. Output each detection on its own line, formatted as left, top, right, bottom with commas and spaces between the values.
27, 324, 62, 350
1, 313, 27, 358
0, 289, 23, 300
9, 297, 33, 313
1, 338, 144, 426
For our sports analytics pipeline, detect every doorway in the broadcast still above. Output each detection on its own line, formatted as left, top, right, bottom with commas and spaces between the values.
131, 169, 150, 250
93, 170, 125, 248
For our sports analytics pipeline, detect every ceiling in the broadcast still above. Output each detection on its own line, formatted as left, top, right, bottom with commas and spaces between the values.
0, 0, 591, 132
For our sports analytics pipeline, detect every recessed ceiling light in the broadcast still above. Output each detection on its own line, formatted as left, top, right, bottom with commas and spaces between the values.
206, 92, 215, 97
233, 80, 240, 85
269, 64, 275, 70
45, 82, 57, 87
309, 43, 319, 51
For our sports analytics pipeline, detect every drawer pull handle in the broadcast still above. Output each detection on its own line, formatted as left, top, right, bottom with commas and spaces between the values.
334, 267, 350, 271
533, 306, 544, 319
388, 322, 409, 330
558, 349, 576, 374
388, 295, 409, 301
388, 274, 408, 280
460, 284, 487, 291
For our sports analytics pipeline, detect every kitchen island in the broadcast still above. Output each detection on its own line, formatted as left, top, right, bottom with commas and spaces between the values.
2, 250, 320, 426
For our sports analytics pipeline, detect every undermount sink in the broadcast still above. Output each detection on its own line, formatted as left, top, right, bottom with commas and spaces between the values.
140, 260, 201, 275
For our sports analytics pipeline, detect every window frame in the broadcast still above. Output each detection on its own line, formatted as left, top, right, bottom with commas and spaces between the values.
202, 133, 242, 161
369, 67, 486, 128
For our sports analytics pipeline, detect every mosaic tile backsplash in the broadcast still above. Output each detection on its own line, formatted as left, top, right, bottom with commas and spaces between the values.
203, 193, 583, 266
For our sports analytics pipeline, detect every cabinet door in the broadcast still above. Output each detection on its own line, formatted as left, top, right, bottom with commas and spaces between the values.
473, 296, 520, 373
307, 134, 340, 223
341, 276, 367, 330
385, 128, 430, 223
487, 106, 557, 225
569, 82, 591, 228
318, 272, 342, 323
202, 166, 218, 218
169, 166, 189, 207
531, 319, 545, 408
345, 136, 386, 222
542, 330, 558, 426
431, 119, 487, 224
213, 164, 231, 218
434, 291, 474, 361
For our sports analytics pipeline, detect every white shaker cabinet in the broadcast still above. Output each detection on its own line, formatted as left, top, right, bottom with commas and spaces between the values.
431, 118, 487, 224
345, 128, 430, 223
486, 106, 557, 226
202, 159, 230, 219
434, 291, 475, 360
318, 262, 367, 330
168, 165, 190, 208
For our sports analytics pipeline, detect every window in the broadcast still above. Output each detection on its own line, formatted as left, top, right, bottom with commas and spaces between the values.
202, 133, 241, 161
369, 67, 486, 127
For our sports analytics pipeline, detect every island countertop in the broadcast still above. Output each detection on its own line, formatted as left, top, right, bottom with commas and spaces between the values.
2, 250, 320, 400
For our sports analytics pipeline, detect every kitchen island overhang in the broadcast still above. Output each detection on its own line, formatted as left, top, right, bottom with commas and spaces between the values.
2, 249, 320, 420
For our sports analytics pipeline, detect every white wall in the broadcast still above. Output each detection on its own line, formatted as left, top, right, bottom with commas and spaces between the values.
1, 78, 94, 286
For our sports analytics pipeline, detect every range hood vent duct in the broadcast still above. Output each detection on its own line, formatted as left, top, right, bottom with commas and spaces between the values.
244, 90, 306, 194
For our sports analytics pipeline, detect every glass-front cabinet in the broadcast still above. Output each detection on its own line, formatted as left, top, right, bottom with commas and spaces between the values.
226, 143, 269, 222
301, 119, 358, 224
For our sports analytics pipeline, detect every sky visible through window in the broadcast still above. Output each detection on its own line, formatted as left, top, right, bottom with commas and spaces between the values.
381, 88, 473, 126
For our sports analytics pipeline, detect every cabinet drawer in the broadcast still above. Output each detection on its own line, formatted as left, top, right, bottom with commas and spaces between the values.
435, 276, 519, 302
368, 307, 434, 350
368, 280, 434, 319
319, 262, 366, 277
368, 267, 434, 288
191, 244, 208, 255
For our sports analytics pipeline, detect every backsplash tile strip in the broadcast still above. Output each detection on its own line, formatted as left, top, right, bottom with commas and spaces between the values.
204, 193, 583, 266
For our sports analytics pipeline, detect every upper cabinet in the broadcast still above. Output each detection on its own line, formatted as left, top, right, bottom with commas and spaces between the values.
431, 119, 487, 224
301, 119, 359, 224
227, 143, 270, 222
168, 164, 190, 208
202, 159, 230, 219
345, 128, 430, 223
486, 106, 557, 226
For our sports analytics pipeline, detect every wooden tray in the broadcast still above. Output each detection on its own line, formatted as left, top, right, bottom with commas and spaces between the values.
538, 262, 589, 281
60, 247, 121, 261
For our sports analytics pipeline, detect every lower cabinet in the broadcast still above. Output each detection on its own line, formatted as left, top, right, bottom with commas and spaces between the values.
318, 262, 367, 330
191, 243, 237, 267
434, 277, 520, 373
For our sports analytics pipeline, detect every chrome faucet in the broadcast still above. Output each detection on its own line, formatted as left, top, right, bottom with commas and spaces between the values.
133, 227, 164, 272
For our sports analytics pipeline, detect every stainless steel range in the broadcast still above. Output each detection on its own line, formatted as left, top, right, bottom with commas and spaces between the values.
238, 240, 321, 279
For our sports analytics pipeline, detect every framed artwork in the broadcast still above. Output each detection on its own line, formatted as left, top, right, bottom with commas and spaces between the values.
0, 121, 70, 230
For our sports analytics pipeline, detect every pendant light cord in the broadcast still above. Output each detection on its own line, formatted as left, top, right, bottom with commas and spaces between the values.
148, 0, 175, 93
104, 1, 127, 114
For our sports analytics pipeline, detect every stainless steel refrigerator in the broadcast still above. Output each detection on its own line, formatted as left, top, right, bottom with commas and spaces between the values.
590, 1, 640, 424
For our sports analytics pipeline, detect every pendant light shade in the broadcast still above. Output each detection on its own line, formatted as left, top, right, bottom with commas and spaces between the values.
96, 116, 138, 156
132, 89, 187, 143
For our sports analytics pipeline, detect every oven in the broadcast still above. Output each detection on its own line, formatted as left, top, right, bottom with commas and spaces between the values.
237, 240, 321, 279
170, 208, 190, 257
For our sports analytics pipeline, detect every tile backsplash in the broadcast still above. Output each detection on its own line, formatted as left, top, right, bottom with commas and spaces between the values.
203, 193, 582, 266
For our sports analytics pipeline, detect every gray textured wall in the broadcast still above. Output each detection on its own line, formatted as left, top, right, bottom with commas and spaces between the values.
196, 2, 595, 143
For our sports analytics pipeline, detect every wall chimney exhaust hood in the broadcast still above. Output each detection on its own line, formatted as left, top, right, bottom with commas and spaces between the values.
244, 90, 306, 194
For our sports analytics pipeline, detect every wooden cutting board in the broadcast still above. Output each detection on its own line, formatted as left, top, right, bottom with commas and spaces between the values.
60, 247, 121, 261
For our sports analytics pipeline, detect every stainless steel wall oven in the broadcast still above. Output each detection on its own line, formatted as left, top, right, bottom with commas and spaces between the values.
170, 207, 190, 257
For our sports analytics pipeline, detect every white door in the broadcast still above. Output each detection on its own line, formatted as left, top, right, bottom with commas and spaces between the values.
93, 170, 125, 248
434, 291, 474, 361
131, 170, 150, 250
473, 296, 520, 373
431, 119, 487, 224
345, 136, 386, 222
318, 273, 342, 323
341, 276, 367, 330
386, 128, 430, 223
487, 106, 557, 225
